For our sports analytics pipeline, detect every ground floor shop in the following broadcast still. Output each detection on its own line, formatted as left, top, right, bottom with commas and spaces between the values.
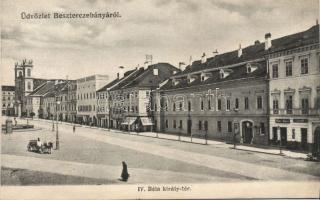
2, 108, 15, 116
97, 114, 109, 128
110, 116, 154, 132
154, 114, 269, 146
76, 114, 98, 126
269, 116, 320, 154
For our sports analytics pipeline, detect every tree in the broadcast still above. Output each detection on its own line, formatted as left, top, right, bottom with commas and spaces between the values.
30, 112, 35, 119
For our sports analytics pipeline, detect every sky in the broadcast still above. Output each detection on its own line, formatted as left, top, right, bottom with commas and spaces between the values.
1, 0, 319, 85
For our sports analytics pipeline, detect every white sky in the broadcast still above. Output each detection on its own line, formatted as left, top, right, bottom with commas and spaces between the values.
1, 0, 319, 85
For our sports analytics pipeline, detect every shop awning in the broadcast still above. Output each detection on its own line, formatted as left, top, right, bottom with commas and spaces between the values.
140, 117, 154, 126
121, 117, 136, 125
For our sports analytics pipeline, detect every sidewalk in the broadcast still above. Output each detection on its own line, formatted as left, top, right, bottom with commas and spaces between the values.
17, 118, 309, 160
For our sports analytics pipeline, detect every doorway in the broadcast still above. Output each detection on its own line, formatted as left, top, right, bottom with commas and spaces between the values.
242, 121, 253, 144
301, 128, 308, 151
187, 120, 192, 135
313, 127, 320, 157
280, 127, 287, 146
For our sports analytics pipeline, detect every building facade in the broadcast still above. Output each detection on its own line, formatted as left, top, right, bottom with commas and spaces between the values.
109, 63, 178, 131
268, 24, 320, 153
76, 75, 109, 125
156, 51, 269, 145
56, 80, 77, 122
2, 86, 15, 116
25, 80, 66, 118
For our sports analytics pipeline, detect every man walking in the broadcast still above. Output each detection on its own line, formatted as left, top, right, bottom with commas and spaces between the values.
73, 125, 76, 133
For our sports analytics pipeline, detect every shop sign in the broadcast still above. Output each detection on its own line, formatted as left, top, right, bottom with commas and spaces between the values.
293, 119, 308, 123
275, 119, 290, 123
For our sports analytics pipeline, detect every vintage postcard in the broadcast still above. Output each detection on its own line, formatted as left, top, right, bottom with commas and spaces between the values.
1, 0, 319, 199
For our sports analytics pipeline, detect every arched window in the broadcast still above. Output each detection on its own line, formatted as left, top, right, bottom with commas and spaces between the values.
18, 71, 23, 77
27, 82, 31, 90
27, 68, 31, 77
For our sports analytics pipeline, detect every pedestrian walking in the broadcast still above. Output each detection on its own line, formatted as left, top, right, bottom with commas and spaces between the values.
121, 161, 129, 181
73, 125, 76, 133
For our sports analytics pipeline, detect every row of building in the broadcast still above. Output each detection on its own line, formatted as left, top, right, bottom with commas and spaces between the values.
4, 24, 320, 153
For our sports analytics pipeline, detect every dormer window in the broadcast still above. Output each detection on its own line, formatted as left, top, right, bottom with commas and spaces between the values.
200, 72, 211, 82
246, 63, 257, 73
219, 69, 231, 79
172, 78, 179, 86
187, 75, 196, 83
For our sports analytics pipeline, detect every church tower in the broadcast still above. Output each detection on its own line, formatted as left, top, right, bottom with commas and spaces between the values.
14, 59, 34, 116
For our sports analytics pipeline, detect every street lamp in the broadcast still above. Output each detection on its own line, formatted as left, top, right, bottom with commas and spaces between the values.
129, 93, 134, 134
215, 88, 220, 111
189, 93, 194, 143
56, 101, 61, 150
277, 126, 282, 155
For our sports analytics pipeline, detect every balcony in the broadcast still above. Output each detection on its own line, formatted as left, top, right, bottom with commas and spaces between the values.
271, 108, 319, 115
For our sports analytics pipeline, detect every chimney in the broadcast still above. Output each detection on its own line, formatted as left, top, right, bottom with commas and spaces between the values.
153, 68, 159, 75
117, 73, 119, 79
118, 66, 124, 79
189, 56, 193, 66
254, 40, 260, 45
265, 33, 272, 50
201, 53, 207, 64
238, 44, 242, 58
179, 62, 186, 71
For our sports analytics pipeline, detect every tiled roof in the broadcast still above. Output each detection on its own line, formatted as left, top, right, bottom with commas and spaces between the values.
161, 60, 266, 90
121, 63, 179, 89
97, 69, 137, 92
268, 24, 319, 53
161, 25, 319, 91
110, 68, 146, 91
29, 81, 55, 96
29, 81, 67, 97
2, 85, 15, 91
175, 24, 319, 76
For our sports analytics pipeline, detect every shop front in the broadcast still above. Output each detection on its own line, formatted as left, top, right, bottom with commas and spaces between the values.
270, 117, 318, 152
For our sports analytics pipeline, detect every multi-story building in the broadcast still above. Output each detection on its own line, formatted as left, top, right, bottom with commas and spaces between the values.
109, 63, 178, 131
155, 46, 269, 145
268, 24, 320, 153
2, 86, 15, 116
26, 80, 66, 118
76, 75, 109, 125
56, 80, 77, 122
42, 90, 56, 120
96, 67, 136, 128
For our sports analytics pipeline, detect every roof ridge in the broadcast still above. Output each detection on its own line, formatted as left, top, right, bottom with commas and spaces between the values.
121, 68, 149, 89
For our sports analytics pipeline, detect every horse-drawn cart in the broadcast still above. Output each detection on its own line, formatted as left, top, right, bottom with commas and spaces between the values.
27, 140, 53, 154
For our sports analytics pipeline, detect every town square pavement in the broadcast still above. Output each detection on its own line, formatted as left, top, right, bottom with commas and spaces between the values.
1, 118, 320, 185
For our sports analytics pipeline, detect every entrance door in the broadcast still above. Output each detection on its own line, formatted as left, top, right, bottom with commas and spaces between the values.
242, 121, 253, 144
314, 127, 320, 157
187, 120, 192, 135
272, 127, 278, 144
280, 127, 287, 146
301, 128, 308, 151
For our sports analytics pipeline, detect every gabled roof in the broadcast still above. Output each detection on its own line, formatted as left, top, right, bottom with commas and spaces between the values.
29, 81, 68, 97
123, 63, 179, 89
175, 24, 319, 76
268, 24, 319, 53
29, 81, 55, 97
161, 60, 266, 90
110, 67, 146, 91
96, 69, 137, 93
2, 85, 15, 91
